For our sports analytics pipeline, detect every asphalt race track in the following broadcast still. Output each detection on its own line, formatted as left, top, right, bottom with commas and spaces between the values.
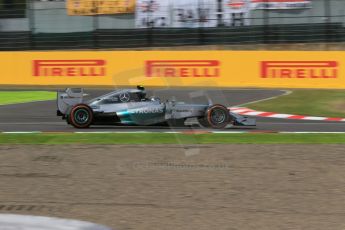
0, 88, 345, 132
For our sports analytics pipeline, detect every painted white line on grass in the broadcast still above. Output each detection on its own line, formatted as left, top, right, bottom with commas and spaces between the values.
235, 90, 292, 107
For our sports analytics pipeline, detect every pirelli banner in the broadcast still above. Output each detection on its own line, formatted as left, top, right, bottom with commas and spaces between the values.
0, 51, 344, 89
67, 0, 135, 15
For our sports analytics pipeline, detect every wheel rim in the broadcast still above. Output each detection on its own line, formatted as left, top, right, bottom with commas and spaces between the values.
210, 108, 226, 124
74, 109, 89, 124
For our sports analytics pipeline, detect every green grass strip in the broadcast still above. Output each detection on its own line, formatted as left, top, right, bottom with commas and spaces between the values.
0, 133, 345, 144
246, 90, 345, 118
0, 91, 56, 105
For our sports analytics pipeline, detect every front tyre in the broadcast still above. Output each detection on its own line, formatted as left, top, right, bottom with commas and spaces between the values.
68, 104, 93, 129
202, 105, 230, 129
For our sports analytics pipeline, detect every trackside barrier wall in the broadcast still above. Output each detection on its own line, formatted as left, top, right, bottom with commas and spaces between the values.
0, 51, 344, 89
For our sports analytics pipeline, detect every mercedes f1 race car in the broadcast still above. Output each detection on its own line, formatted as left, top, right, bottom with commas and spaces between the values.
57, 86, 256, 129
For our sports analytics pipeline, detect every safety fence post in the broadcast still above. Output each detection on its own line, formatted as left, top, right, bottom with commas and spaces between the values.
92, 1, 99, 49
324, 0, 331, 47
217, 0, 223, 27
198, 0, 204, 45
27, 0, 35, 50
147, 2, 153, 48
263, 0, 270, 45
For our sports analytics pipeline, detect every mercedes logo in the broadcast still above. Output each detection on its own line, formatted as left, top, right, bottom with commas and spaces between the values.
119, 93, 130, 102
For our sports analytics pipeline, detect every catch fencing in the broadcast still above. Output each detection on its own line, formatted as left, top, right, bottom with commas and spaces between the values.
0, 0, 345, 50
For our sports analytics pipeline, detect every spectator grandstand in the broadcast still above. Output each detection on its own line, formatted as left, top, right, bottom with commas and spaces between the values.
0, 0, 344, 50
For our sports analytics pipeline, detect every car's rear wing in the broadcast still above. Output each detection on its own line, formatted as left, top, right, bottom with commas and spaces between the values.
57, 88, 84, 116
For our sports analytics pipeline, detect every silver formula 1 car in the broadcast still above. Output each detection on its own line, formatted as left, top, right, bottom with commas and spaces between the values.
57, 86, 256, 129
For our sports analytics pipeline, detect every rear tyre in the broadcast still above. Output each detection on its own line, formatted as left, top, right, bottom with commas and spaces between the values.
68, 104, 93, 129
200, 105, 230, 129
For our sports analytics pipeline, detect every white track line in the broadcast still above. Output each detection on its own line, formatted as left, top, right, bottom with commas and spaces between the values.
2, 131, 42, 134
2, 131, 345, 134
235, 90, 292, 107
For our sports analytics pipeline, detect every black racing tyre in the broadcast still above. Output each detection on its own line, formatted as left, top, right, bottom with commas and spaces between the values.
68, 104, 93, 129
202, 104, 230, 129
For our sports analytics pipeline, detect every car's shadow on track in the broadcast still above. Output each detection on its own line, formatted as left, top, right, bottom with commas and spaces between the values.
83, 124, 257, 131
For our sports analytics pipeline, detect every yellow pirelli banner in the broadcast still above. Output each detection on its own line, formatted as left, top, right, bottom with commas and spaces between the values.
66, 0, 135, 15
0, 51, 344, 89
